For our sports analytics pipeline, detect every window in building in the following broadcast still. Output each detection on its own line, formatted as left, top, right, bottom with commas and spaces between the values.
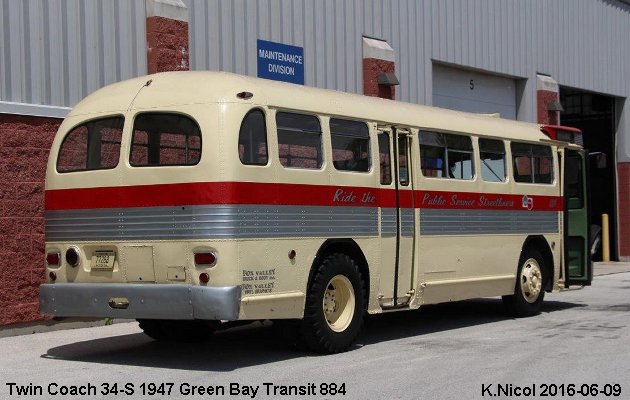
511, 142, 553, 184
419, 131, 474, 180
130, 113, 201, 167
479, 138, 506, 182
57, 116, 124, 173
239, 109, 268, 165
378, 133, 392, 185
330, 118, 370, 172
276, 112, 322, 169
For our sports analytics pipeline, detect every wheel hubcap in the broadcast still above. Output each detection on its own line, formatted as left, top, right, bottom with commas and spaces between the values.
322, 275, 355, 332
520, 258, 542, 303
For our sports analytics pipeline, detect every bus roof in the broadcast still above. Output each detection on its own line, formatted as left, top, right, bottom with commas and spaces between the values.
68, 71, 549, 143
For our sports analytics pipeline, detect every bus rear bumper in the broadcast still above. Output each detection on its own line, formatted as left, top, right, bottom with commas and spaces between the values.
39, 283, 241, 321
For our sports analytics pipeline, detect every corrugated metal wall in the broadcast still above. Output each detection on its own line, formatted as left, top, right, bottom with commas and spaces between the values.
0, 0, 146, 110
2, 1, 629, 128
185, 0, 630, 103
186, 0, 366, 95
185, 0, 630, 157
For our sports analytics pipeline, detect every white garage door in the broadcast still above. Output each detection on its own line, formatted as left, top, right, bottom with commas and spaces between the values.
433, 65, 517, 120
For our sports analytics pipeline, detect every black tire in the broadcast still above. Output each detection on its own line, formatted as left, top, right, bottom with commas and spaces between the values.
502, 248, 546, 317
137, 319, 215, 342
590, 224, 602, 256
299, 253, 365, 354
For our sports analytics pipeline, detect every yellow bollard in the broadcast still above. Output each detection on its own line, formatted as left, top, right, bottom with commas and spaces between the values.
602, 213, 610, 262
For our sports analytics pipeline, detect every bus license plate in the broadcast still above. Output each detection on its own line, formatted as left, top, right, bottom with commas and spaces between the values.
91, 251, 115, 270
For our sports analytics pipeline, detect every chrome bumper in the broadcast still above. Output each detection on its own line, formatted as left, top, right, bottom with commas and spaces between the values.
39, 283, 241, 321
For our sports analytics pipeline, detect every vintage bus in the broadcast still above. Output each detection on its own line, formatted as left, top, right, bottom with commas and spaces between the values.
40, 71, 591, 353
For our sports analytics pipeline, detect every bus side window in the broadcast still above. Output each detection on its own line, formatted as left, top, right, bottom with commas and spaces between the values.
419, 131, 446, 177
239, 109, 268, 165
330, 118, 370, 172
446, 134, 474, 179
511, 142, 553, 184
378, 133, 392, 185
479, 138, 506, 182
419, 131, 473, 180
276, 112, 323, 169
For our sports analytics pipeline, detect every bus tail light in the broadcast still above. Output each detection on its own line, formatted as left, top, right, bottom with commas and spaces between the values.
49, 271, 57, 281
195, 252, 217, 266
46, 252, 60, 266
199, 273, 210, 283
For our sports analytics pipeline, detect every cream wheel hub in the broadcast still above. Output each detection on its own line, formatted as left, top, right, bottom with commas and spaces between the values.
520, 258, 543, 304
322, 275, 355, 332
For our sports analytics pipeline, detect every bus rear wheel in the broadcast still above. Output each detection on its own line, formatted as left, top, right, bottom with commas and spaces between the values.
502, 248, 546, 317
137, 319, 215, 342
300, 253, 365, 353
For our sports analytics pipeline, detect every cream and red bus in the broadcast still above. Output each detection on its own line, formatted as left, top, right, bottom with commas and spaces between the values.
40, 71, 591, 353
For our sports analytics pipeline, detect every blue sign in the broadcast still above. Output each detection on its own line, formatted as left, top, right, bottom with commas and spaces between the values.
257, 39, 304, 85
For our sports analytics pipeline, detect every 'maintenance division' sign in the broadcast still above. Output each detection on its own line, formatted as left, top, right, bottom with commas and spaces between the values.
257, 39, 304, 85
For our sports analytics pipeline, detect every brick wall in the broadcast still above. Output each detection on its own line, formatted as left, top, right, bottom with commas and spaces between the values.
537, 90, 560, 125
0, 114, 62, 325
362, 58, 396, 100
146, 16, 189, 74
617, 163, 630, 259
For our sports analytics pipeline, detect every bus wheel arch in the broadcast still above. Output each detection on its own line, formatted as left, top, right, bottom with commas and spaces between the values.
298, 240, 369, 353
310, 239, 370, 309
503, 236, 553, 317
521, 235, 554, 292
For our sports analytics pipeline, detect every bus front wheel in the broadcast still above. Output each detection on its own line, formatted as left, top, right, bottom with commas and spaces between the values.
502, 248, 546, 317
300, 253, 365, 353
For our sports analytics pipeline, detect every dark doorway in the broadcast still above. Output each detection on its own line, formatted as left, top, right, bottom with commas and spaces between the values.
559, 88, 617, 261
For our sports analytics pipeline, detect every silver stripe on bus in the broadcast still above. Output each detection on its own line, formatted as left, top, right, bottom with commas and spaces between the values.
420, 209, 559, 235
45, 205, 379, 242
401, 208, 415, 237
380, 209, 396, 237
380, 208, 414, 237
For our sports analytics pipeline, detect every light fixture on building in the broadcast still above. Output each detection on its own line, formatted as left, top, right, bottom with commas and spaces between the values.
547, 100, 564, 112
377, 72, 400, 86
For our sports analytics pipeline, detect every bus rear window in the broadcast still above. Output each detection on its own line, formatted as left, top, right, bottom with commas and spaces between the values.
57, 116, 124, 173
130, 113, 201, 167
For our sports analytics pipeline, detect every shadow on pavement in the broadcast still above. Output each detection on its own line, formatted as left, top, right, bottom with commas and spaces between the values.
42, 298, 584, 371
360, 298, 583, 345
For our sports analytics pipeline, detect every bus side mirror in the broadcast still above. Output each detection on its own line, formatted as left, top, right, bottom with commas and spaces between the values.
589, 152, 607, 169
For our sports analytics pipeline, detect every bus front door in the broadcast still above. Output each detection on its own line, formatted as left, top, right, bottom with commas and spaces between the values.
377, 128, 415, 308
394, 130, 415, 305
563, 148, 593, 286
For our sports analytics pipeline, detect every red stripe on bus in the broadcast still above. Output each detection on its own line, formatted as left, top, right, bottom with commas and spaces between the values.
45, 182, 391, 210
415, 190, 563, 211
45, 183, 563, 212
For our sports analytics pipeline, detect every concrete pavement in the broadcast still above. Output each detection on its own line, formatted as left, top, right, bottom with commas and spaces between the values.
593, 261, 630, 276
